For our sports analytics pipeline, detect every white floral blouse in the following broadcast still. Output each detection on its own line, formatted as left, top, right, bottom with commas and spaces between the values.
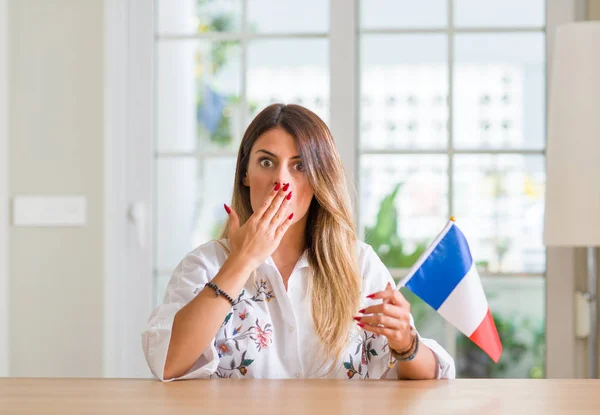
142, 239, 455, 381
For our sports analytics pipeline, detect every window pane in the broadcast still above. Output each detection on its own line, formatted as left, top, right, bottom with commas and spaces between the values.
156, 40, 243, 153
361, 0, 447, 29
453, 155, 545, 273
453, 33, 545, 149
454, 0, 545, 28
156, 157, 236, 271
248, 0, 328, 33
401, 288, 451, 350
247, 39, 329, 124
156, 0, 242, 34
360, 155, 448, 269
361, 35, 448, 150
154, 274, 171, 307
456, 276, 545, 378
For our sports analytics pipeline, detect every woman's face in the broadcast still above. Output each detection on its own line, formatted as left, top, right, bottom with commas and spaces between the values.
243, 127, 314, 224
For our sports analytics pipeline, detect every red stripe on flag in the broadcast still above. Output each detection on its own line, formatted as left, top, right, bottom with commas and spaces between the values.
468, 308, 502, 363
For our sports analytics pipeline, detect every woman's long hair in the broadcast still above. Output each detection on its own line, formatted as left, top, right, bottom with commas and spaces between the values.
221, 104, 361, 373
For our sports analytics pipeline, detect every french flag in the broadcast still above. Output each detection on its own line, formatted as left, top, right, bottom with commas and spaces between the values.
398, 218, 503, 363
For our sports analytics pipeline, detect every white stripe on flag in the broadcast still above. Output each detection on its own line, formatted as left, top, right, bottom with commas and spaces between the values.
436, 263, 489, 337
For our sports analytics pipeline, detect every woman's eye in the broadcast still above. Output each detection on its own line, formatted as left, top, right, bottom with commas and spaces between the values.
260, 159, 273, 168
294, 162, 305, 172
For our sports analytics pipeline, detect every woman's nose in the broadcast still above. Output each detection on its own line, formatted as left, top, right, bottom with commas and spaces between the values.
274, 180, 290, 190
274, 173, 291, 189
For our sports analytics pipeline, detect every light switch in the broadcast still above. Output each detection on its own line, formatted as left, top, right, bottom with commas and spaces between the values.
13, 195, 87, 227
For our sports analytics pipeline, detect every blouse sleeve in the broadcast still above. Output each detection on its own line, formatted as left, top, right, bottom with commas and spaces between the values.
359, 243, 456, 379
141, 244, 222, 381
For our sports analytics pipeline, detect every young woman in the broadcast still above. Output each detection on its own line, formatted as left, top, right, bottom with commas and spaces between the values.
142, 104, 455, 381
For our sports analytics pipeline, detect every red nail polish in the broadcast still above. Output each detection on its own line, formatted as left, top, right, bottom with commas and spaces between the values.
353, 317, 361, 322
366, 294, 375, 299
224, 204, 231, 214
286, 191, 292, 200
357, 323, 365, 328
358, 308, 366, 314
288, 213, 294, 220
274, 182, 280, 191
282, 183, 289, 191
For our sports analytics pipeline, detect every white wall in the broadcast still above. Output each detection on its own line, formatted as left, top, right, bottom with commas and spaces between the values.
8, 0, 104, 377
0, 0, 10, 377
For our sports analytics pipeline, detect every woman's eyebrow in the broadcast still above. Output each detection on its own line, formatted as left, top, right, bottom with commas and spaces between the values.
256, 149, 301, 160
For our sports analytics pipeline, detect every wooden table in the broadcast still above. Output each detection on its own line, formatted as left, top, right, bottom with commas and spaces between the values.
1, 378, 599, 414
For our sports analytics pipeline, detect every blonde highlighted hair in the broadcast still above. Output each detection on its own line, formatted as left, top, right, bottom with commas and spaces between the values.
221, 104, 361, 373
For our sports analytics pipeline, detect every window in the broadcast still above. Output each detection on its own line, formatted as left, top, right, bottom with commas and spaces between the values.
358, 0, 546, 378
154, 0, 330, 300
154, 0, 548, 378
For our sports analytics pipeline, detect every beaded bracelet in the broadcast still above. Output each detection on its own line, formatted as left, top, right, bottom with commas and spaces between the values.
205, 282, 235, 306
390, 327, 420, 362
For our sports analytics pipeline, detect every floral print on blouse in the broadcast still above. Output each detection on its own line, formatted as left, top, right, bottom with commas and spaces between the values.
142, 240, 455, 381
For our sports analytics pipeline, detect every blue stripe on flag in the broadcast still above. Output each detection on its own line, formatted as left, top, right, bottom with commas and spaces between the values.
405, 224, 473, 310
